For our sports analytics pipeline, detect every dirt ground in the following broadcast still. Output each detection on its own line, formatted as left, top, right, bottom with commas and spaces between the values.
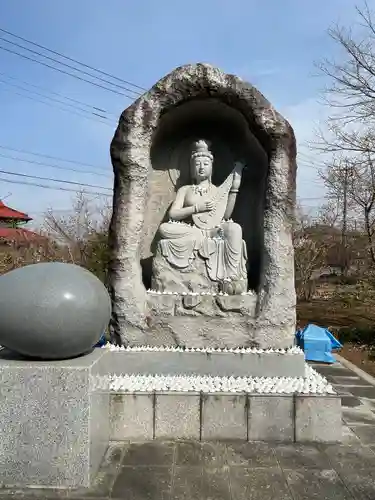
339, 343, 375, 377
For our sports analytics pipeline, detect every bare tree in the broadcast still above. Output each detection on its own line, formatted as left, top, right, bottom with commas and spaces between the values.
312, 1, 375, 158
320, 153, 375, 266
293, 208, 329, 300
318, 198, 342, 228
0, 237, 72, 275
43, 191, 111, 280
312, 0, 375, 153
311, 2, 375, 269
318, 2, 375, 123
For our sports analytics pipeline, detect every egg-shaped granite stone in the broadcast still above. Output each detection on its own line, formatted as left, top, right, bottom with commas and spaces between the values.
0, 262, 111, 360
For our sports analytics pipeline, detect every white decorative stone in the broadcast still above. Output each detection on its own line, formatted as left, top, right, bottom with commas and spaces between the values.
106, 365, 334, 396
102, 343, 304, 356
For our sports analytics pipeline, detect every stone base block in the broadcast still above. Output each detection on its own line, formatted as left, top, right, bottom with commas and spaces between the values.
106, 350, 305, 378
110, 393, 154, 441
155, 393, 201, 439
201, 394, 248, 440
109, 392, 342, 443
295, 395, 342, 442
248, 395, 294, 442
0, 349, 109, 489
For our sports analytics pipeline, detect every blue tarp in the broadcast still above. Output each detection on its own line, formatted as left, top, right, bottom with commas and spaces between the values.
296, 324, 342, 363
94, 333, 106, 348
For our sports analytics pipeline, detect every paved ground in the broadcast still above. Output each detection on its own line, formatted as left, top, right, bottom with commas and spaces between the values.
2, 360, 375, 499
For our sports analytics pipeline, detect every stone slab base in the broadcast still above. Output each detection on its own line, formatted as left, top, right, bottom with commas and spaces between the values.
0, 349, 110, 489
105, 348, 306, 378
109, 392, 342, 443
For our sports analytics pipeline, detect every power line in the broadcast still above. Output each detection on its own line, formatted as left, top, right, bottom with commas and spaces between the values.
0, 84, 115, 127
297, 165, 318, 171
0, 27, 146, 92
298, 196, 327, 201
298, 160, 326, 171
0, 37, 142, 97
298, 151, 330, 162
0, 44, 138, 99
0, 145, 110, 170
0, 152, 112, 178
0, 176, 111, 197
0, 71, 119, 118
0, 151, 326, 203
0, 77, 116, 121
0, 168, 113, 191
32, 209, 83, 214
298, 152, 331, 168
298, 179, 325, 186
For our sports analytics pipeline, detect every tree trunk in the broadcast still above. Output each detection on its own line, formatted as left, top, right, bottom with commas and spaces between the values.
364, 208, 375, 265
341, 166, 349, 276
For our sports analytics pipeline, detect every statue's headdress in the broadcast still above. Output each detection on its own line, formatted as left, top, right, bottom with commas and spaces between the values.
191, 139, 213, 161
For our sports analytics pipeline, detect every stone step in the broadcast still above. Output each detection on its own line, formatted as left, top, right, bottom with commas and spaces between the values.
102, 345, 306, 378
109, 390, 341, 443
106, 365, 341, 443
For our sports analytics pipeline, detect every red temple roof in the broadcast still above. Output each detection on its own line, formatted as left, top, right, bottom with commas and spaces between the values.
0, 200, 32, 222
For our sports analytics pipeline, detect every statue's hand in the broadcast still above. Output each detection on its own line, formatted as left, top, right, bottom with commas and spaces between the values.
196, 199, 215, 213
232, 161, 245, 189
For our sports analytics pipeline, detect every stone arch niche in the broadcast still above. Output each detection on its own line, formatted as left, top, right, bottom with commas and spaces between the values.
109, 63, 297, 349
149, 99, 267, 292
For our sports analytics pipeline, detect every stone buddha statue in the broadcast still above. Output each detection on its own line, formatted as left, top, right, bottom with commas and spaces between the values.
152, 139, 248, 294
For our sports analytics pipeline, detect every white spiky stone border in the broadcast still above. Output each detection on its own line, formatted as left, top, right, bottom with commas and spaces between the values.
147, 289, 254, 296
106, 366, 335, 395
102, 343, 303, 355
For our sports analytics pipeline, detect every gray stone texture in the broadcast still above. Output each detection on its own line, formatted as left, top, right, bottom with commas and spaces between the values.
108, 390, 341, 443
108, 63, 296, 349
109, 392, 154, 441
148, 293, 257, 318
0, 348, 109, 488
6, 440, 375, 499
295, 395, 342, 442
5, 360, 375, 499
155, 393, 200, 439
106, 350, 306, 377
145, 317, 257, 349
201, 394, 248, 440
0, 262, 111, 359
248, 395, 294, 442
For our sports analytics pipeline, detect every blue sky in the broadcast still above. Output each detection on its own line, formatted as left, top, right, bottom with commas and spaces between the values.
0, 0, 369, 224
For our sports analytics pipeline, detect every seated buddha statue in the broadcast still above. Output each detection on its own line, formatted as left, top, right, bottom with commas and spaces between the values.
154, 139, 248, 293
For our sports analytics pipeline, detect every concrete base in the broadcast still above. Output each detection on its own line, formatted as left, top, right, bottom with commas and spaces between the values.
109, 392, 342, 443
0, 349, 110, 489
106, 349, 306, 378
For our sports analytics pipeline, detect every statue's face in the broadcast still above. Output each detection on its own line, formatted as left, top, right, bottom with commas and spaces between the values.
191, 155, 212, 181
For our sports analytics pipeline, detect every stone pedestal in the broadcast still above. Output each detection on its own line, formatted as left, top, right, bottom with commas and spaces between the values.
0, 349, 109, 488
106, 349, 342, 443
107, 349, 306, 378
